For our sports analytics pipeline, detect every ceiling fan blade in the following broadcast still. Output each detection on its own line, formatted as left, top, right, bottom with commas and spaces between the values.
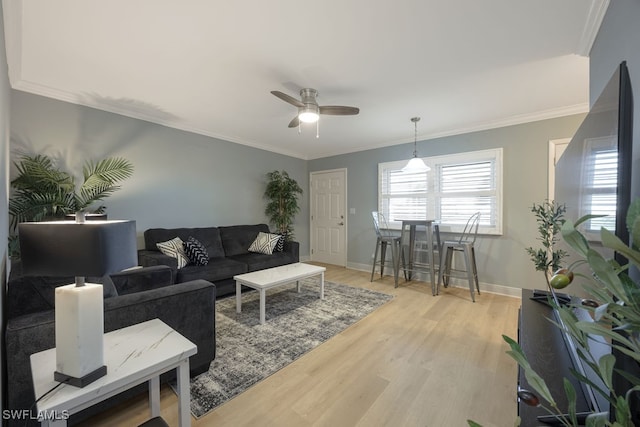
271, 91, 304, 108
288, 115, 300, 128
319, 105, 360, 115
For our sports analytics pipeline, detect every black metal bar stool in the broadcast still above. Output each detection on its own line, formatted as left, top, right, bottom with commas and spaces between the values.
437, 212, 481, 302
370, 211, 402, 282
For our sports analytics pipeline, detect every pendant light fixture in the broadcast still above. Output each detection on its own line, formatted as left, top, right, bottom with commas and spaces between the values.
402, 117, 430, 172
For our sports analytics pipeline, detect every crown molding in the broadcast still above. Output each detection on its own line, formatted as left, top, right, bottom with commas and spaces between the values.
576, 0, 610, 57
11, 79, 309, 160
308, 103, 589, 159
2, 0, 23, 86
12, 78, 588, 162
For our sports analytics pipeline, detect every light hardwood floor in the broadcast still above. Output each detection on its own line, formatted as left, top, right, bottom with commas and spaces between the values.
80, 263, 521, 427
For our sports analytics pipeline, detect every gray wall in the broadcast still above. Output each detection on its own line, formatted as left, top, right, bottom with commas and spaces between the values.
0, 1, 9, 414
309, 115, 585, 294
9, 91, 309, 253
6, 0, 640, 300
590, 0, 640, 205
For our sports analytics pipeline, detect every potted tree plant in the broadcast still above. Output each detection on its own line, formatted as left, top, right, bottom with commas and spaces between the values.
8, 153, 134, 257
470, 199, 640, 426
264, 170, 303, 241
525, 200, 569, 289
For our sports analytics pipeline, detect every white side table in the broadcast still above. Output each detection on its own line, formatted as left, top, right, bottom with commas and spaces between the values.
30, 319, 197, 426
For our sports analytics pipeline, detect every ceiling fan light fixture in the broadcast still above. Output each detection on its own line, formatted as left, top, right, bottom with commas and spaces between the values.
298, 106, 320, 123
402, 116, 430, 172
271, 89, 358, 129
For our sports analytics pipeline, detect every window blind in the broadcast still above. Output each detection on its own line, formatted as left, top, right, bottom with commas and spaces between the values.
378, 148, 502, 234
583, 140, 617, 233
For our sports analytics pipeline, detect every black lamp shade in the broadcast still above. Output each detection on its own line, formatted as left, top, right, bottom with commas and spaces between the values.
19, 220, 138, 277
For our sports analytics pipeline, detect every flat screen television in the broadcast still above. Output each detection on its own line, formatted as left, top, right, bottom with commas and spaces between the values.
555, 61, 633, 255
553, 61, 637, 423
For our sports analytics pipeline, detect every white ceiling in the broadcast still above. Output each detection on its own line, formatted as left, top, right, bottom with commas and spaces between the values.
3, 0, 608, 160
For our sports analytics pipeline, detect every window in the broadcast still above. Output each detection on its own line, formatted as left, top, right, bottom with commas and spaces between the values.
378, 148, 503, 234
581, 137, 617, 234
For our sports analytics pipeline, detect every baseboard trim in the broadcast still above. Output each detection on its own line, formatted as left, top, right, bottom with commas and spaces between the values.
348, 261, 521, 299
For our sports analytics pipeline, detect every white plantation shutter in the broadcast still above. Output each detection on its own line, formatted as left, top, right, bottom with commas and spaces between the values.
378, 148, 502, 234
379, 165, 428, 228
438, 161, 495, 225
582, 138, 617, 233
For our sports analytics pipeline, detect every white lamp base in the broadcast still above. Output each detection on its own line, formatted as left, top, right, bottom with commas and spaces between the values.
54, 283, 107, 387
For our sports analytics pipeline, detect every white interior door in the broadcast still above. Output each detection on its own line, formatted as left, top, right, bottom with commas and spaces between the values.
310, 169, 347, 266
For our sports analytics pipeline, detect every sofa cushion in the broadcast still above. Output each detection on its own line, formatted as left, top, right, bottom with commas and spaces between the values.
144, 227, 225, 258
110, 265, 174, 296
36, 275, 118, 305
98, 275, 119, 298
176, 257, 247, 283
248, 232, 281, 255
219, 224, 270, 257
228, 252, 297, 272
6, 275, 118, 320
156, 237, 189, 268
7, 276, 60, 319
183, 237, 209, 266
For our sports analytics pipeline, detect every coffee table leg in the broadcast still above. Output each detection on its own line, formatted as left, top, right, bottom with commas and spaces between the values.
320, 272, 325, 299
296, 280, 301, 292
260, 289, 266, 324
236, 281, 242, 313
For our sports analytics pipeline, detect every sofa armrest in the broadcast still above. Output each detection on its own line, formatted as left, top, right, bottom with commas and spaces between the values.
5, 280, 216, 426
284, 240, 300, 261
103, 279, 216, 375
110, 265, 174, 295
138, 249, 177, 268
138, 250, 178, 283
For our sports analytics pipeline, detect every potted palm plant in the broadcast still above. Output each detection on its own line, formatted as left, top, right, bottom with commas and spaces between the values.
8, 153, 134, 257
264, 170, 303, 241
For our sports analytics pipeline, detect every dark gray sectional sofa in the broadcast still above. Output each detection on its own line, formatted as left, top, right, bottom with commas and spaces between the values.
138, 223, 299, 297
5, 264, 216, 426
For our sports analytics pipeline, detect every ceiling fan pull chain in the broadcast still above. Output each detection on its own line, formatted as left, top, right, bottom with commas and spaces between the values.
316, 121, 319, 138
298, 122, 301, 135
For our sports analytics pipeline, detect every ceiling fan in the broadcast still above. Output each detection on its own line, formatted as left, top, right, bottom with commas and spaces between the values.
271, 88, 359, 128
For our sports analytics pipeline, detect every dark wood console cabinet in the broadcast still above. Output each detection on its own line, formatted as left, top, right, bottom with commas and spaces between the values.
518, 289, 601, 426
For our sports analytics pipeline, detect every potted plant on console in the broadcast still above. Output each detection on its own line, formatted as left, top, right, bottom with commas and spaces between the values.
470, 199, 640, 426
525, 200, 569, 292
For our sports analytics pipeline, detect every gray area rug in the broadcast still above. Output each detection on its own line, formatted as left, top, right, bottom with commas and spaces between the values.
186, 279, 393, 418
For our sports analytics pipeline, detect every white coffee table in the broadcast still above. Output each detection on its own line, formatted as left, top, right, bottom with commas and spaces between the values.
234, 262, 326, 324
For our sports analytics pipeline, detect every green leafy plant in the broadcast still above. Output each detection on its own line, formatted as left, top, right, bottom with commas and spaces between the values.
525, 200, 569, 287
470, 200, 640, 426
8, 153, 134, 256
264, 170, 303, 240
